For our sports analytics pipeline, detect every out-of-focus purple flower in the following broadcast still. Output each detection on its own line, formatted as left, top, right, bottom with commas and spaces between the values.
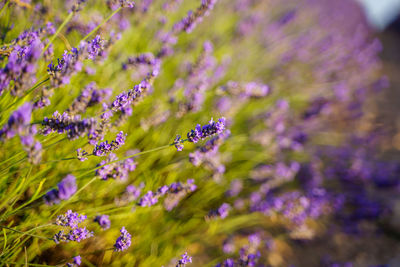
94, 215, 111, 230
67, 82, 111, 115
58, 174, 77, 200
0, 102, 32, 140
114, 227, 132, 252
44, 189, 60, 206
96, 153, 136, 180
173, 0, 218, 33
209, 203, 231, 219
138, 191, 158, 207
0, 31, 43, 96
67, 255, 81, 267
177, 252, 192, 266
215, 258, 235, 267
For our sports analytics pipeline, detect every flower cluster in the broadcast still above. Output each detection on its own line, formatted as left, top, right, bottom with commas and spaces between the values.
66, 255, 81, 267
187, 117, 226, 143
93, 131, 127, 156
176, 252, 192, 267
173, 0, 219, 33
44, 175, 77, 205
42, 111, 97, 140
53, 210, 93, 244
66, 82, 112, 115
0, 25, 54, 96
208, 203, 231, 219
138, 179, 197, 210
94, 215, 111, 230
96, 153, 136, 180
114, 227, 132, 252
47, 35, 108, 88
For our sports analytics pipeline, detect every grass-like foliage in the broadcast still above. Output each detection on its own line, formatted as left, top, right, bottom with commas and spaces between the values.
0, 0, 396, 266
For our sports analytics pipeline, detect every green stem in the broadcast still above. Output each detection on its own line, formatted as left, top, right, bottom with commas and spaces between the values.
0, 225, 52, 241
42, 12, 74, 55
0, 1, 9, 17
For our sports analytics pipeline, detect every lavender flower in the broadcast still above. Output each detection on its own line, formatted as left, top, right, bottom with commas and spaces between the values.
0, 102, 32, 140
94, 215, 111, 230
67, 227, 93, 242
44, 175, 77, 204
55, 210, 87, 228
42, 111, 97, 140
57, 175, 77, 200
174, 135, 184, 151
54, 228, 93, 243
114, 227, 132, 252
138, 191, 159, 207
93, 131, 127, 156
173, 0, 219, 33
96, 153, 136, 180
87, 35, 104, 60
66, 82, 111, 115
77, 148, 89, 161
67, 255, 81, 267
47, 36, 107, 88
187, 117, 226, 143
176, 252, 192, 267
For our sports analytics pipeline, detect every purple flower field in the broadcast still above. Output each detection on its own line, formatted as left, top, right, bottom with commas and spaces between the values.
0, 0, 399, 266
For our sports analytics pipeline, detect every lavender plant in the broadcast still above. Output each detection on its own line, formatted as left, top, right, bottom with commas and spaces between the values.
0, 0, 398, 266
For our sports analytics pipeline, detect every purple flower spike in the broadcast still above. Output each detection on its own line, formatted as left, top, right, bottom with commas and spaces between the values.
187, 117, 226, 143
94, 215, 111, 230
67, 255, 81, 267
57, 174, 77, 200
93, 131, 127, 156
55, 210, 87, 228
177, 252, 192, 267
114, 227, 132, 252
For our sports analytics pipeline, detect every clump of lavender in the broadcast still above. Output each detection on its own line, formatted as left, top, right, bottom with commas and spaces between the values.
44, 175, 77, 205
114, 227, 132, 252
96, 152, 136, 180
176, 252, 192, 267
94, 215, 111, 230
93, 131, 127, 156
